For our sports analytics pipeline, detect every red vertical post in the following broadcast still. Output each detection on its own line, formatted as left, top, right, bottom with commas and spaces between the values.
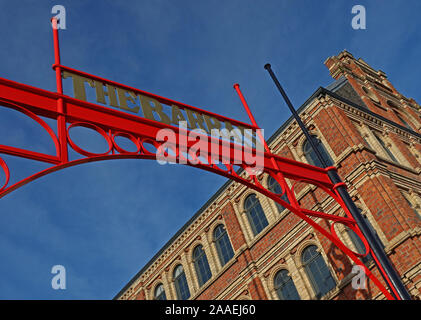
233, 83, 296, 207
51, 17, 68, 163
233, 84, 268, 152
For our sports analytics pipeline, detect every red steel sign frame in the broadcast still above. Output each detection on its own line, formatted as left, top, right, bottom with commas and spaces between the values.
0, 19, 400, 300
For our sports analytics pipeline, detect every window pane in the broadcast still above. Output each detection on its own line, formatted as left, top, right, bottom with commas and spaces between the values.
274, 270, 300, 300
174, 265, 190, 300
193, 245, 212, 287
303, 136, 333, 168
346, 227, 372, 263
214, 225, 234, 266
245, 194, 269, 236
267, 176, 290, 213
154, 284, 167, 300
302, 246, 336, 298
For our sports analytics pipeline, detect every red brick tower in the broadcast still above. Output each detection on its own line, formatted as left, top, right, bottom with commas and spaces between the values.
116, 51, 421, 300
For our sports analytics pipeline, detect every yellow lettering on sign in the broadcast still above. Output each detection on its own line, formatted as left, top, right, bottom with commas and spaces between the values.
92, 81, 119, 108
224, 121, 243, 143
62, 71, 93, 101
185, 109, 209, 133
139, 94, 171, 125
116, 87, 139, 113
204, 115, 221, 131
170, 105, 188, 127
61, 70, 246, 141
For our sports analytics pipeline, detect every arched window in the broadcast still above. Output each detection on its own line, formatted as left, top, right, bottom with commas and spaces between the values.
267, 176, 290, 213
193, 245, 212, 287
214, 225, 234, 267
346, 227, 372, 264
274, 269, 300, 300
154, 283, 166, 300
303, 136, 333, 168
173, 265, 190, 300
393, 110, 413, 130
346, 208, 383, 263
302, 245, 336, 299
244, 194, 269, 236
372, 131, 398, 163
362, 86, 380, 103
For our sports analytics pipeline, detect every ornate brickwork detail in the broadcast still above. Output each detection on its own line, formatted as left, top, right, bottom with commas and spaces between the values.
117, 51, 421, 300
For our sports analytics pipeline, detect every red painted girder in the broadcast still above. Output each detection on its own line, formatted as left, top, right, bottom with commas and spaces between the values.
0, 78, 58, 118
0, 77, 333, 187
0, 145, 59, 164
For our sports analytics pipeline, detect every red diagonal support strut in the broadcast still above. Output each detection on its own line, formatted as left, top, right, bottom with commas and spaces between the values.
0, 19, 399, 300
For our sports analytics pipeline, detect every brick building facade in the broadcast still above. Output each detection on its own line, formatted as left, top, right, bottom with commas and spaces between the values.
115, 50, 421, 300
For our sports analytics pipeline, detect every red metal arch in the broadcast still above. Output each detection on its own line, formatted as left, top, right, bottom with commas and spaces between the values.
0, 19, 396, 299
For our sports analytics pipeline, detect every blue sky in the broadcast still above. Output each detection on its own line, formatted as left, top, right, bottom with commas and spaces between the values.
0, 1, 419, 299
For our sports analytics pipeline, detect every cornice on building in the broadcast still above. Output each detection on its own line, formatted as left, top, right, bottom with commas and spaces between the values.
114, 53, 421, 300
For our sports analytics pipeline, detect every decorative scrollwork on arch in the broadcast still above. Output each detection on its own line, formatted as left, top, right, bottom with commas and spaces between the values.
0, 157, 10, 192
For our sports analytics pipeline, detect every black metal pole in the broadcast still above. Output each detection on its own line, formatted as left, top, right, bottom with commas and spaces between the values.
264, 63, 411, 300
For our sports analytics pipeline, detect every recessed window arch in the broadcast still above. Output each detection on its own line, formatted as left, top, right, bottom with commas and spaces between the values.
301, 245, 336, 299
393, 110, 413, 130
401, 191, 420, 219
267, 176, 290, 213
386, 99, 399, 109
372, 131, 399, 163
244, 194, 269, 236
193, 245, 212, 287
274, 269, 300, 300
154, 283, 167, 300
347, 227, 366, 255
173, 264, 190, 300
345, 229, 372, 264
213, 224, 234, 267
302, 136, 334, 168
362, 86, 380, 103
